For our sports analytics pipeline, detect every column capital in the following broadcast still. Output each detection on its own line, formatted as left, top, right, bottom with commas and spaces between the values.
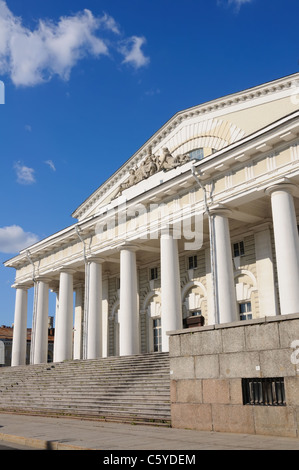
265, 181, 298, 197
35, 276, 52, 284
160, 226, 180, 238
86, 255, 105, 264
58, 266, 76, 275
12, 283, 31, 291
209, 204, 232, 217
118, 243, 139, 253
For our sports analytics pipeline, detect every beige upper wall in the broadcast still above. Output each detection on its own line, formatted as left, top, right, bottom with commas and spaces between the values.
224, 95, 298, 137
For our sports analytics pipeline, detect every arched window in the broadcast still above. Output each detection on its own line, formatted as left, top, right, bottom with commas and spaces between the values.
189, 148, 204, 160
189, 148, 217, 161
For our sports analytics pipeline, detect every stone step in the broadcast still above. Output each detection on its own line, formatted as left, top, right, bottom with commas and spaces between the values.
0, 352, 169, 368
0, 387, 170, 396
5, 401, 169, 411
0, 392, 171, 405
0, 386, 170, 396
0, 371, 170, 384
0, 408, 171, 424
0, 408, 171, 426
0, 352, 171, 425
0, 367, 170, 375
0, 369, 170, 378
0, 388, 171, 399
0, 380, 170, 391
0, 365, 170, 378
0, 372, 169, 382
0, 402, 171, 419
0, 399, 171, 411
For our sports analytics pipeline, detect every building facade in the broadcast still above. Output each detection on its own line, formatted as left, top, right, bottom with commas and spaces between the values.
5, 72, 299, 367
0, 326, 13, 367
0, 322, 54, 367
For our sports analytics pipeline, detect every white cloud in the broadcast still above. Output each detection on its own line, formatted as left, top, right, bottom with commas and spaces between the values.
99, 12, 120, 35
218, 0, 253, 10
44, 160, 56, 171
0, 2, 144, 87
145, 88, 161, 97
0, 225, 39, 253
119, 36, 150, 69
227, 0, 253, 9
14, 161, 35, 184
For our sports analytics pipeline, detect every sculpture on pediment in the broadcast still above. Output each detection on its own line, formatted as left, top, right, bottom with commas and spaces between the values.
115, 147, 190, 196
160, 147, 190, 171
159, 148, 175, 170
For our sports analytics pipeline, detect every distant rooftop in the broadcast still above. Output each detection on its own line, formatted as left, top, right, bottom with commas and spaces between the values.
0, 326, 54, 342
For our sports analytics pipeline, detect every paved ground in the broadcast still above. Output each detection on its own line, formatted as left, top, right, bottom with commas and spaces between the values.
0, 412, 299, 451
0, 442, 36, 450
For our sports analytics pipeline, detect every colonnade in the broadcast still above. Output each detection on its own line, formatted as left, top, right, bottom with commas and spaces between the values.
11, 183, 299, 367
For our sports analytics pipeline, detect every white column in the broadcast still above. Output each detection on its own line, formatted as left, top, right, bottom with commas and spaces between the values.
102, 276, 109, 358
205, 247, 216, 325
87, 259, 103, 359
52, 288, 59, 362
73, 284, 84, 360
211, 207, 238, 324
160, 230, 182, 352
119, 246, 139, 356
11, 286, 28, 366
54, 269, 74, 362
254, 228, 279, 316
267, 183, 299, 315
33, 278, 50, 364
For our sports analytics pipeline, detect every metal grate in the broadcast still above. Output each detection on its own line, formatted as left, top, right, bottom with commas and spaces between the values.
242, 377, 286, 406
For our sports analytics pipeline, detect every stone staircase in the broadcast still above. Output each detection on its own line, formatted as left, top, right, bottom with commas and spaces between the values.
0, 352, 171, 426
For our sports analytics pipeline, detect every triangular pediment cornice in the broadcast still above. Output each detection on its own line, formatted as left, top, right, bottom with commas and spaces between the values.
72, 72, 299, 221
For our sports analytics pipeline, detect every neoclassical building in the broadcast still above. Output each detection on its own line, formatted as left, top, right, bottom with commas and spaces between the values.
5, 72, 299, 367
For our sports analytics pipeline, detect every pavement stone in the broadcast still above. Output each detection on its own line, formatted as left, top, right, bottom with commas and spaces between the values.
0, 412, 299, 451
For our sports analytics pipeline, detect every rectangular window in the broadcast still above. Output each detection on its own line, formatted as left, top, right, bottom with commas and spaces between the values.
239, 302, 252, 321
233, 241, 245, 257
188, 255, 197, 270
153, 318, 162, 352
190, 310, 202, 317
149, 267, 158, 280
242, 378, 286, 406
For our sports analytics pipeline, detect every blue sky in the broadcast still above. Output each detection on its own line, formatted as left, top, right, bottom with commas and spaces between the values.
0, 0, 299, 327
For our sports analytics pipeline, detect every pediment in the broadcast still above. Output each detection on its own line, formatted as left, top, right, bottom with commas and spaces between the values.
74, 116, 246, 221
72, 72, 299, 221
